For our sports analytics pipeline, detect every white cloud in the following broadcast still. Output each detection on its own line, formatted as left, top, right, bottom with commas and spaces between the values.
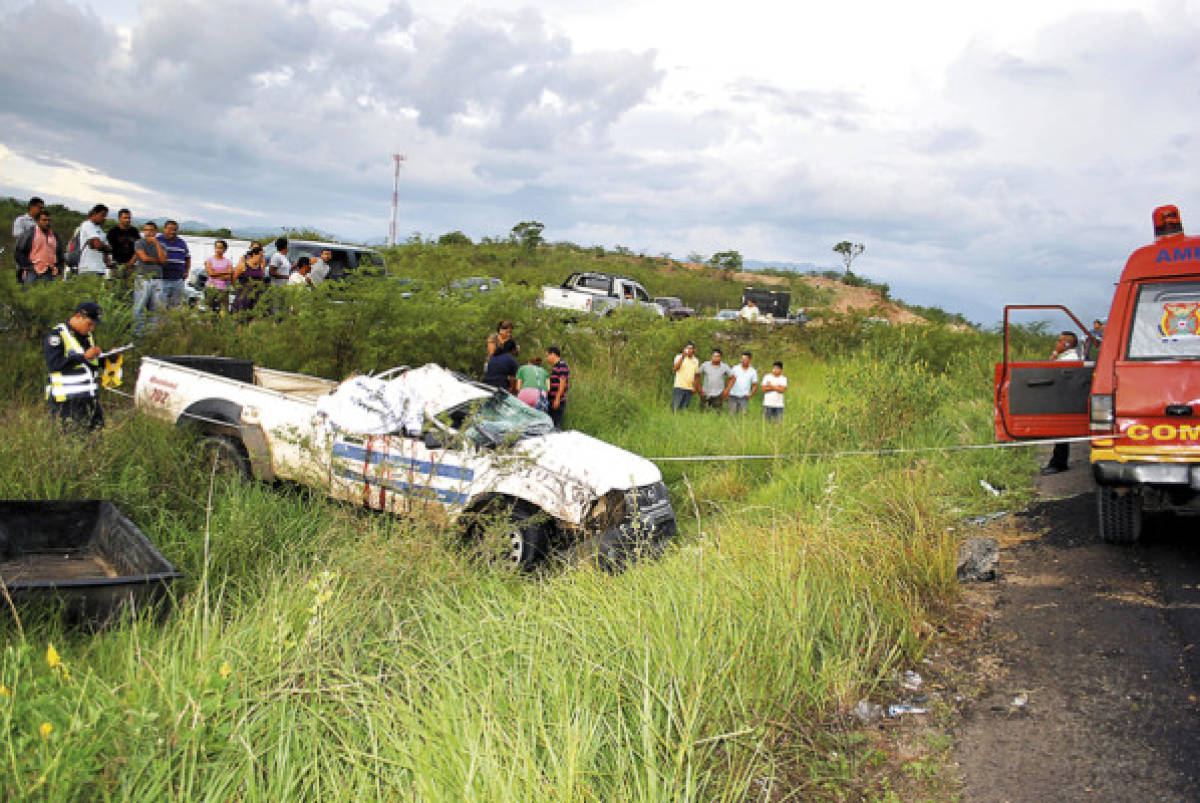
1, 0, 1197, 322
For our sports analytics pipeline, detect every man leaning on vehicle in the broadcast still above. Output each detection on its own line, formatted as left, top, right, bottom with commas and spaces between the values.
1041, 331, 1082, 475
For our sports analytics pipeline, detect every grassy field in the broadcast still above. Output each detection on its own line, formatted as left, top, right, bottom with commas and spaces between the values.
0, 247, 1033, 799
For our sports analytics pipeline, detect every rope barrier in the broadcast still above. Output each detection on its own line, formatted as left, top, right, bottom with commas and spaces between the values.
646, 434, 1103, 462
105, 383, 1096, 465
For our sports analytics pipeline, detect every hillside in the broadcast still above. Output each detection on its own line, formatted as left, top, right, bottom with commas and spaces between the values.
677, 259, 929, 324
796, 274, 928, 323
0, 197, 965, 326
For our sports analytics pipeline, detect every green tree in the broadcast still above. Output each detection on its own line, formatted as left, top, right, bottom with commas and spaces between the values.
511, 221, 545, 250
437, 231, 472, 246
832, 241, 865, 276
708, 250, 743, 271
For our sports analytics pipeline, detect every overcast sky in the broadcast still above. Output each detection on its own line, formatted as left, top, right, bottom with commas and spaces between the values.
1, 0, 1197, 322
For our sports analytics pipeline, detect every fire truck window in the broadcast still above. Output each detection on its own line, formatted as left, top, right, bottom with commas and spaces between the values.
1128, 281, 1200, 360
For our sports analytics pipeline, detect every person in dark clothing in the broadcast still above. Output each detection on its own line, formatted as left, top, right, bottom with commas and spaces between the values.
11, 196, 43, 283
106, 208, 140, 280
546, 346, 569, 430
44, 302, 105, 430
483, 338, 519, 392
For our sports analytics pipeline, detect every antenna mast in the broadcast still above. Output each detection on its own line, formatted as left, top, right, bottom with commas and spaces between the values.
389, 153, 406, 247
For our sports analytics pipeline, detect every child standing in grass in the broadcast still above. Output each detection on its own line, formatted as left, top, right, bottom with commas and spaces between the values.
761, 361, 787, 421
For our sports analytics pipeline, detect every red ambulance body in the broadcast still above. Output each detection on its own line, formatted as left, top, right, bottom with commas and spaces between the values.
995, 206, 1200, 542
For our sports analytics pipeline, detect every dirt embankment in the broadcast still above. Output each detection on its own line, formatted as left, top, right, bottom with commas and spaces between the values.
678, 261, 927, 325
796, 275, 927, 324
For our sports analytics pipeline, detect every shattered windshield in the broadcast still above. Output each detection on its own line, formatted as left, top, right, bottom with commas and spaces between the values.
457, 392, 554, 446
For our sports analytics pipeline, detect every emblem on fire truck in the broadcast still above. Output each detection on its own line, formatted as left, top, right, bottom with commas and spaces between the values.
1158, 301, 1200, 340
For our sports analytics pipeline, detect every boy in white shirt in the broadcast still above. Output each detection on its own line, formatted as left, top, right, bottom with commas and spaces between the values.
761, 361, 788, 421
288, 257, 314, 287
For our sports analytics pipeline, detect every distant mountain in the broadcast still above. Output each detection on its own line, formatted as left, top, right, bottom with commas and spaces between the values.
742, 258, 822, 273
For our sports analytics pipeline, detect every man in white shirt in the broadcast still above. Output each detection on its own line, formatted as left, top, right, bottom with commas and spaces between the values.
760, 361, 788, 421
268, 237, 292, 286
1049, 331, 1082, 361
1042, 331, 1082, 474
309, 248, 332, 283
725, 351, 759, 414
77, 204, 113, 277
738, 299, 760, 322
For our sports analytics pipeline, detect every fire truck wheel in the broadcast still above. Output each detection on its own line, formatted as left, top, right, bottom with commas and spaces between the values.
1096, 487, 1142, 545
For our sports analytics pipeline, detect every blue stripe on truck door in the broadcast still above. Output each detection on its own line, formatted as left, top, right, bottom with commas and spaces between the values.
333, 467, 468, 506
331, 441, 475, 481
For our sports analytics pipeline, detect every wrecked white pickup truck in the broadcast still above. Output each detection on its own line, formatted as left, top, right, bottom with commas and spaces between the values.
135, 356, 676, 567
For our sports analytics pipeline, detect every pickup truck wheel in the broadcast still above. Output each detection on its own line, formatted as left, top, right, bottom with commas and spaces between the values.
469, 503, 550, 570
200, 435, 252, 482
1097, 487, 1142, 544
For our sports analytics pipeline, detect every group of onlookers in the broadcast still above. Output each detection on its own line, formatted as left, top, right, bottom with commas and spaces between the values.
10, 196, 335, 336
481, 319, 570, 429
671, 342, 788, 420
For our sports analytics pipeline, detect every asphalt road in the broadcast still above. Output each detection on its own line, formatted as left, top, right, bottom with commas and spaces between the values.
955, 456, 1200, 802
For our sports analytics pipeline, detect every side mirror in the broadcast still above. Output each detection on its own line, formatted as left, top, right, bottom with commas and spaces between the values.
423, 430, 446, 450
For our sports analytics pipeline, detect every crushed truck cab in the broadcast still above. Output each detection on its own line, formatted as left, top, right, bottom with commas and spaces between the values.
995, 205, 1200, 542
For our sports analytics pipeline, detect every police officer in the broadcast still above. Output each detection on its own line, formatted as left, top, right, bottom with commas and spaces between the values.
45, 301, 105, 430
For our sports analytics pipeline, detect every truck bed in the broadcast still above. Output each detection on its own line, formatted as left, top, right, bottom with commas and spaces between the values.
150, 355, 337, 402
1, 552, 118, 582
0, 500, 181, 625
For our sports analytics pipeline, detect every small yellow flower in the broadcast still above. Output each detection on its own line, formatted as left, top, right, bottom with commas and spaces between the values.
45, 644, 60, 669
0, 685, 10, 698
38, 722, 52, 739
219, 662, 232, 680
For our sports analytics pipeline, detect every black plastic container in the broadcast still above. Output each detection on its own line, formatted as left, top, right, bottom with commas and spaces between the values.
0, 500, 182, 624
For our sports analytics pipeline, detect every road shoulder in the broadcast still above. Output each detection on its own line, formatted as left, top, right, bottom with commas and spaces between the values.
952, 462, 1200, 801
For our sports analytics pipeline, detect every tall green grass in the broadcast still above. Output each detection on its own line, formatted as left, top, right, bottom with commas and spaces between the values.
0, 272, 1034, 798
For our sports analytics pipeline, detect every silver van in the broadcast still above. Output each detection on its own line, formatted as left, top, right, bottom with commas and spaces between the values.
261, 239, 387, 281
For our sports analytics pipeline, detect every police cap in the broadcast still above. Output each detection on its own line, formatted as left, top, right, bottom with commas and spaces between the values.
74, 301, 102, 322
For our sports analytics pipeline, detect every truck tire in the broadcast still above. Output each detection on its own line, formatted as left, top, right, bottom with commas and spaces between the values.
1097, 487, 1142, 544
468, 501, 550, 570
200, 434, 252, 483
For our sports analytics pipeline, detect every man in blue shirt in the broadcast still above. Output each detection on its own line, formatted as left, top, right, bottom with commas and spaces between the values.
156, 220, 190, 309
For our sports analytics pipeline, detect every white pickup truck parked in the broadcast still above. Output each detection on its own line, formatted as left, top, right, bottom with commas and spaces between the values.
539, 272, 664, 317
135, 356, 676, 567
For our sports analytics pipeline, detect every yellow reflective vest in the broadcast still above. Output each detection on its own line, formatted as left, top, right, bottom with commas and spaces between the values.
46, 323, 99, 402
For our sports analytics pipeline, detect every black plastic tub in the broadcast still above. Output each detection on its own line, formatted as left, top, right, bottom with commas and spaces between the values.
0, 500, 182, 624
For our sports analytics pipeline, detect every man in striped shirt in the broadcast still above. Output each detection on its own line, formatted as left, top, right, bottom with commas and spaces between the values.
156, 220, 191, 309
546, 346, 570, 430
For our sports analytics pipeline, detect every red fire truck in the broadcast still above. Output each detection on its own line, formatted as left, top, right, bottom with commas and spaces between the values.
995, 205, 1200, 543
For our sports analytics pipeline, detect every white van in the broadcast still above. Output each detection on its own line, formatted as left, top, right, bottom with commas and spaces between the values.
181, 235, 252, 308
260, 239, 387, 282
182, 235, 252, 288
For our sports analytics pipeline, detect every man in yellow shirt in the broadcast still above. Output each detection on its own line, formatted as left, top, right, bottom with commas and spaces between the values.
671, 342, 701, 412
